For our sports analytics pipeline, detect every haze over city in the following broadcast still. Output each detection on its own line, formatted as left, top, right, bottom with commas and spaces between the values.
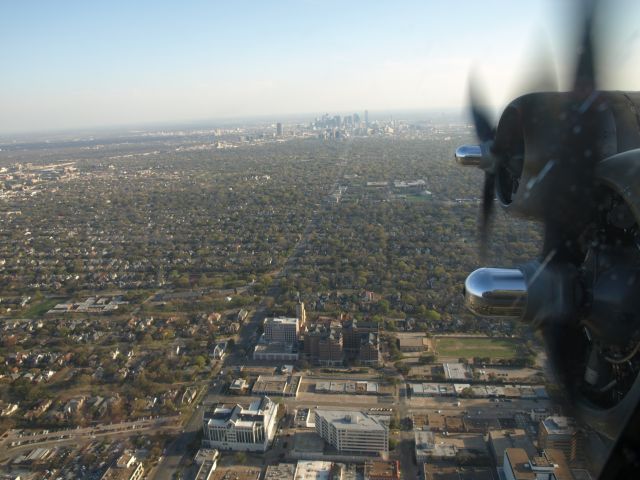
2, 0, 640, 134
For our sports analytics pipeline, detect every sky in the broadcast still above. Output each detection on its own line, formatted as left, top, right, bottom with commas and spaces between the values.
1, 0, 639, 134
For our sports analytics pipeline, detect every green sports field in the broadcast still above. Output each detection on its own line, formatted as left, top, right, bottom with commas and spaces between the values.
435, 336, 522, 360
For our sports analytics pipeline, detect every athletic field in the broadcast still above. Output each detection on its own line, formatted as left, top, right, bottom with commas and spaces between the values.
435, 336, 522, 360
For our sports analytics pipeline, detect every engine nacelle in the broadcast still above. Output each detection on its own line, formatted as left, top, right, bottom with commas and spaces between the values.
493, 91, 640, 219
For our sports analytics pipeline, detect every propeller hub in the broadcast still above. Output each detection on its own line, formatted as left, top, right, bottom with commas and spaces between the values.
455, 145, 482, 166
464, 268, 527, 317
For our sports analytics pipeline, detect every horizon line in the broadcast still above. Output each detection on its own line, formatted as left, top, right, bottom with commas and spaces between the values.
0, 106, 471, 140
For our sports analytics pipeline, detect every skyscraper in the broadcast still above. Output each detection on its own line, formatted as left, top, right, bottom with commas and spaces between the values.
276, 122, 283, 136
364, 110, 369, 126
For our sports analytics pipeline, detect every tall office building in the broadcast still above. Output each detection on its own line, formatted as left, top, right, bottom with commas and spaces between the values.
538, 416, 579, 462
264, 317, 299, 344
304, 322, 344, 366
315, 409, 388, 454
276, 122, 283, 136
364, 110, 369, 126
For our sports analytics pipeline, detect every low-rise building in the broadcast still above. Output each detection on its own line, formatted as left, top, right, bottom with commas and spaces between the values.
252, 375, 301, 397
530, 408, 551, 423
229, 378, 249, 394
194, 449, 219, 480
443, 362, 471, 380
295, 408, 315, 428
212, 469, 261, 480
415, 431, 456, 463
202, 396, 277, 452
364, 460, 400, 480
294, 461, 335, 480
101, 452, 144, 480
423, 465, 494, 480
264, 463, 296, 480
488, 429, 537, 464
397, 335, 428, 352
194, 449, 219, 466
503, 448, 574, 480
253, 342, 299, 361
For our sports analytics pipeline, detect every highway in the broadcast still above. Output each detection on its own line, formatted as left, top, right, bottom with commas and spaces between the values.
0, 416, 181, 460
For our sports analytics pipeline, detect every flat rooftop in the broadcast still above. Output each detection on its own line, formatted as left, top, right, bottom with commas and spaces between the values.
264, 463, 296, 480
253, 374, 301, 396
315, 410, 387, 431
294, 460, 333, 480
415, 430, 457, 458
444, 362, 469, 380
254, 342, 297, 353
266, 316, 299, 325
365, 460, 400, 479
541, 416, 576, 435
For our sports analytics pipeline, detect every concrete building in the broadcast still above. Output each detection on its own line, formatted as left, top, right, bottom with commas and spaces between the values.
252, 374, 301, 397
315, 409, 388, 454
415, 430, 457, 463
294, 461, 334, 480
364, 460, 400, 480
424, 465, 494, 480
443, 362, 471, 380
488, 429, 537, 464
264, 317, 299, 344
193, 449, 219, 480
397, 335, 428, 352
202, 396, 277, 452
264, 463, 296, 480
530, 408, 552, 423
538, 416, 579, 462
253, 342, 299, 361
503, 448, 574, 480
229, 378, 249, 394
101, 452, 144, 480
295, 408, 315, 428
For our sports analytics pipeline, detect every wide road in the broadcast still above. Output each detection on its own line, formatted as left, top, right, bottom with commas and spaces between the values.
0, 417, 180, 460
154, 404, 205, 480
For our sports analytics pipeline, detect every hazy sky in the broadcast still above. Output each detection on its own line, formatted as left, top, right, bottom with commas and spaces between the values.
1, 0, 639, 134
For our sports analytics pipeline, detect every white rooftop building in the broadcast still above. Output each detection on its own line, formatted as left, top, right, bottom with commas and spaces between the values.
443, 362, 470, 380
294, 460, 333, 480
314, 409, 388, 454
202, 396, 277, 452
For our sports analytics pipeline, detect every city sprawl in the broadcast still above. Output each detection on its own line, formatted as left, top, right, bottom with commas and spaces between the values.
0, 115, 598, 480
